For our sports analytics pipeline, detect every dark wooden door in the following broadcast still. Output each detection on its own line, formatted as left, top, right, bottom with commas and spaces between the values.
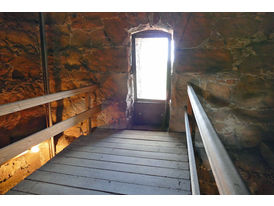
131, 31, 171, 130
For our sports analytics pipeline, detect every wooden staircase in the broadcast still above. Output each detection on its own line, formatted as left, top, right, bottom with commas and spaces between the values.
6, 129, 191, 195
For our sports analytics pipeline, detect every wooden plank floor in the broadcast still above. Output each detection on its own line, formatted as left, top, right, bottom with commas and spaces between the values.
6, 129, 191, 195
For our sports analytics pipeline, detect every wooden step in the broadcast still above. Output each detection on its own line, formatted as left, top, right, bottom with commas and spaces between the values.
27, 170, 190, 195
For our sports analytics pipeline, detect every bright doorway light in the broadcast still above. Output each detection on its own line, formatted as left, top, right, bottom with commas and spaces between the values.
135, 37, 168, 100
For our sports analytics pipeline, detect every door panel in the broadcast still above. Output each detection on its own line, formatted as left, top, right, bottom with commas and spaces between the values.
134, 102, 165, 126
132, 31, 171, 130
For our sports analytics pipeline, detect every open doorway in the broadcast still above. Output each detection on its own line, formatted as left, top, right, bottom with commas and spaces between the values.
131, 30, 172, 131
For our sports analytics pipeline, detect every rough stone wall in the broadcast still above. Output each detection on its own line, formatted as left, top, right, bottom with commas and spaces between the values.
44, 13, 132, 152
0, 13, 46, 147
171, 13, 274, 194
0, 13, 51, 194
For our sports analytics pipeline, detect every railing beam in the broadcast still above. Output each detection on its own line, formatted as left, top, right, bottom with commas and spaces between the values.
185, 107, 200, 195
0, 105, 101, 166
187, 84, 249, 195
0, 85, 96, 117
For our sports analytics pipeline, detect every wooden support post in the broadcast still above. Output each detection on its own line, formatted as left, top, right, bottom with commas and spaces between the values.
39, 12, 55, 158
85, 92, 91, 134
47, 106, 55, 158
187, 95, 196, 139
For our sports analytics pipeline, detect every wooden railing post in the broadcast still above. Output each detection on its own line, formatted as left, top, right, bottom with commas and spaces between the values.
187, 95, 196, 140
85, 92, 91, 134
39, 12, 55, 158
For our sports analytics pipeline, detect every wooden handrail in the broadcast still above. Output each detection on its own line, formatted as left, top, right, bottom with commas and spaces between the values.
187, 84, 249, 195
184, 107, 200, 195
0, 106, 100, 165
0, 85, 96, 116
0, 85, 97, 165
